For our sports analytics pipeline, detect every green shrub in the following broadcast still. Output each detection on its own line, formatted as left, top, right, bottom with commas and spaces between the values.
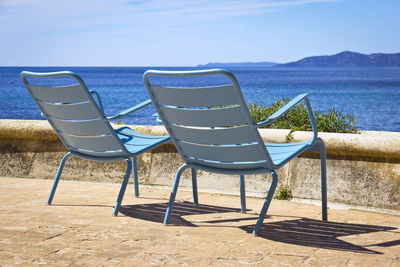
249, 98, 359, 134
315, 107, 359, 133
273, 184, 293, 200
114, 120, 127, 125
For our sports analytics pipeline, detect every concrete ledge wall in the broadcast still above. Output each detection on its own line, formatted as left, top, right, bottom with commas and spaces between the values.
1, 119, 399, 213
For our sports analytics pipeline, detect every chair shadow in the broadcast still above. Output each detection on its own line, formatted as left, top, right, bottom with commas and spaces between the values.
118, 202, 399, 255
367, 239, 400, 247
240, 218, 398, 254
119, 201, 242, 227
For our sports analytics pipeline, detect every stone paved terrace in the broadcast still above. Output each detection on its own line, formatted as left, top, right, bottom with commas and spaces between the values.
1, 177, 400, 266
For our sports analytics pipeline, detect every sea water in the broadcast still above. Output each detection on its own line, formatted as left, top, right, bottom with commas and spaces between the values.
1, 66, 399, 132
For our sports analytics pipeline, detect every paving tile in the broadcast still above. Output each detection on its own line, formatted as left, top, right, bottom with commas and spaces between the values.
0, 177, 400, 266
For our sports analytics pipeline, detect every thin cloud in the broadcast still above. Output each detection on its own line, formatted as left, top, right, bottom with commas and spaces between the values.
0, 0, 340, 37
0, 0, 340, 46
0, 0, 339, 22
0, 0, 341, 66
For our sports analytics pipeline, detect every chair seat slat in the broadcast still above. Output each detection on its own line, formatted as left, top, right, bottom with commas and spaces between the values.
60, 133, 123, 152
170, 124, 257, 145
178, 141, 266, 163
39, 101, 100, 120
266, 141, 311, 166
151, 85, 238, 107
190, 158, 268, 170
119, 136, 167, 146
160, 105, 248, 127
49, 117, 110, 136
29, 84, 89, 103
72, 150, 125, 158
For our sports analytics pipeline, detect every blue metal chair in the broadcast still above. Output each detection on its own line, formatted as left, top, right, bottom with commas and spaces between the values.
144, 69, 327, 236
20, 71, 170, 215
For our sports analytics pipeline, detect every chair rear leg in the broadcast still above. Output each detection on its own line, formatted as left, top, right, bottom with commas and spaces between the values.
113, 158, 132, 216
319, 140, 328, 221
253, 171, 278, 236
191, 168, 198, 205
132, 156, 139, 197
240, 175, 246, 213
164, 164, 189, 225
47, 152, 71, 205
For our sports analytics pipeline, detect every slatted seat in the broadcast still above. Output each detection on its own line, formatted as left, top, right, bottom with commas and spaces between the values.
266, 141, 313, 166
144, 69, 327, 236
21, 71, 170, 215
116, 127, 170, 154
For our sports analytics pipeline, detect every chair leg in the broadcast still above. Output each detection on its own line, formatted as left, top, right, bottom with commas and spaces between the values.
191, 168, 198, 205
240, 175, 246, 213
47, 152, 71, 205
113, 158, 132, 216
319, 140, 328, 221
253, 170, 278, 236
132, 156, 139, 197
164, 164, 189, 225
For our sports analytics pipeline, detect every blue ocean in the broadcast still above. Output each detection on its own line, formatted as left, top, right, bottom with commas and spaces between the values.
1, 67, 400, 132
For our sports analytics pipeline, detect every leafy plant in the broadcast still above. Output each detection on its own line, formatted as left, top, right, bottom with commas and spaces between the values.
115, 120, 126, 125
315, 107, 358, 133
273, 184, 293, 200
284, 129, 295, 143
249, 98, 359, 134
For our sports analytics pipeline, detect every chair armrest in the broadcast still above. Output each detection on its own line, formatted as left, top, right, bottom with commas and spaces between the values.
107, 99, 152, 121
256, 93, 318, 142
256, 93, 309, 127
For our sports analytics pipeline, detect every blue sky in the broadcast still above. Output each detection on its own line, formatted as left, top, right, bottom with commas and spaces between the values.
1, 0, 399, 66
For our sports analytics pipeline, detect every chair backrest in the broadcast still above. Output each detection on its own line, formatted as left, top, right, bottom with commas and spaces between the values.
144, 69, 275, 171
21, 71, 129, 160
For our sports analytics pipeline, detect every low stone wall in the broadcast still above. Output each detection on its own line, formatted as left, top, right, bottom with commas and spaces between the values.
1, 119, 399, 214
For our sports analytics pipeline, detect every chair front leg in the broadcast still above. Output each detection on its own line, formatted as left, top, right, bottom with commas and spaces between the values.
132, 156, 139, 197
191, 168, 198, 205
113, 158, 132, 216
47, 152, 71, 205
240, 175, 246, 213
319, 139, 328, 221
253, 170, 278, 236
164, 164, 189, 225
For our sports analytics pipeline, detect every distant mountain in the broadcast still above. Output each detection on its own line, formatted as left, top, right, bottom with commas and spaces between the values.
197, 61, 277, 67
277, 51, 400, 67
197, 51, 400, 68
